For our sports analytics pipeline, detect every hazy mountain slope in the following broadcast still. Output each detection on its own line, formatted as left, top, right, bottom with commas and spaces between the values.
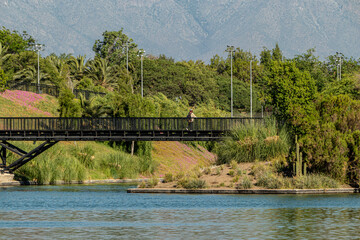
1, 0, 359, 61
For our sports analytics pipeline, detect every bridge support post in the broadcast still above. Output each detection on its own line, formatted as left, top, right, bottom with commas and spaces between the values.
1, 143, 6, 169
0, 140, 58, 173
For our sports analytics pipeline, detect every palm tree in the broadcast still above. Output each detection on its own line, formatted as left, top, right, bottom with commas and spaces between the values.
85, 58, 116, 90
0, 43, 10, 67
45, 54, 72, 88
68, 55, 86, 84
79, 94, 108, 117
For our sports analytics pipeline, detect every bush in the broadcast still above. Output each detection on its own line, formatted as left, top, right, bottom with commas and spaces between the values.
237, 176, 252, 189
147, 177, 159, 188
256, 172, 284, 189
177, 177, 206, 189
163, 173, 173, 183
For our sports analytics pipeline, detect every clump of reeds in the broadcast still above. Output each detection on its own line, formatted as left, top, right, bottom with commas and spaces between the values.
216, 117, 290, 164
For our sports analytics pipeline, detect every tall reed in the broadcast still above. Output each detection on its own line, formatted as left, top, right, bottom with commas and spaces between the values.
216, 117, 290, 164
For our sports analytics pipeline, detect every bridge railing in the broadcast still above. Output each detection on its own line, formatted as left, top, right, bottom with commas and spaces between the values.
0, 117, 263, 131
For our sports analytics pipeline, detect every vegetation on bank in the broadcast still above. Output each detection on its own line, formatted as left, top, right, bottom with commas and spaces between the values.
1, 26, 360, 187
152, 160, 342, 190
10, 141, 156, 184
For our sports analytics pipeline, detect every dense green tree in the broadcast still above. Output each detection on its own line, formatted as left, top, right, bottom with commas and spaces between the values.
266, 60, 318, 136
293, 48, 329, 91
93, 29, 137, 65
58, 88, 81, 117
0, 27, 35, 54
260, 47, 272, 68
272, 43, 283, 61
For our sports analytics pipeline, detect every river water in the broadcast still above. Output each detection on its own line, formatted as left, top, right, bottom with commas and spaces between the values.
1, 184, 360, 239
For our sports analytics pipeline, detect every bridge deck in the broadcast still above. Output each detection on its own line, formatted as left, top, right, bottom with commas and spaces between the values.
0, 117, 262, 141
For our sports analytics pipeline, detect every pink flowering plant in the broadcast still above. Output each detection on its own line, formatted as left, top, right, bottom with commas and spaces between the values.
1, 90, 53, 116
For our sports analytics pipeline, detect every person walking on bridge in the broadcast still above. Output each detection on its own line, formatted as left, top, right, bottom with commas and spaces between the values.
187, 109, 196, 130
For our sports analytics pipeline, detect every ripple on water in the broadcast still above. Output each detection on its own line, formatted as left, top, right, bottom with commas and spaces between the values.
1, 185, 360, 239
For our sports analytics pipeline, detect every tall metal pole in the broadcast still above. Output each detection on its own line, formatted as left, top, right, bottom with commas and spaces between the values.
230, 51, 233, 117
34, 44, 43, 94
250, 60, 253, 118
226, 45, 235, 117
141, 50, 145, 98
37, 48, 40, 93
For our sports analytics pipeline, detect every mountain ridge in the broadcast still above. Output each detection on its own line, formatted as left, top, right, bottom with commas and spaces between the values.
1, 0, 359, 61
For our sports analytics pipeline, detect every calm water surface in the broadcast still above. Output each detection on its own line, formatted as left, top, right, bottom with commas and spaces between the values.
1, 184, 360, 239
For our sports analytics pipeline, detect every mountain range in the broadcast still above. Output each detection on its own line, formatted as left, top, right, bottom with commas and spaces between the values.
1, 0, 360, 61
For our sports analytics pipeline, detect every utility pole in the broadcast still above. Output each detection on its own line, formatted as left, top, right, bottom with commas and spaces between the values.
34, 44, 44, 94
140, 50, 145, 98
250, 60, 253, 118
226, 45, 235, 117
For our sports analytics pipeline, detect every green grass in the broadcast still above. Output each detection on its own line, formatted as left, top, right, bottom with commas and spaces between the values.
216, 117, 290, 164
10, 141, 156, 184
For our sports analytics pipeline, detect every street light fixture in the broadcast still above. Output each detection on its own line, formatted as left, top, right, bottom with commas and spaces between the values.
34, 44, 44, 93
225, 45, 235, 117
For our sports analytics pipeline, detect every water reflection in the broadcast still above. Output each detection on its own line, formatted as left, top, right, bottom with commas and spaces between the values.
1, 185, 360, 239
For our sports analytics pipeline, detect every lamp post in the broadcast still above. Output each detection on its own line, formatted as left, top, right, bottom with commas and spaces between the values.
34, 44, 44, 93
140, 50, 145, 98
226, 45, 235, 117
250, 60, 253, 118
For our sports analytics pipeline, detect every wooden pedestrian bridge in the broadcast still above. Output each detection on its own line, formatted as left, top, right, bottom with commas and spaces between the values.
0, 117, 262, 172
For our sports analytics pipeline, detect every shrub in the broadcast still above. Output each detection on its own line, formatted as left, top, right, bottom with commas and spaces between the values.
164, 173, 173, 183
177, 177, 207, 189
236, 168, 243, 176
256, 172, 284, 189
232, 175, 239, 183
228, 170, 235, 177
139, 181, 146, 188
203, 167, 211, 175
147, 177, 159, 188
237, 176, 252, 189
230, 160, 238, 169
175, 172, 185, 180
